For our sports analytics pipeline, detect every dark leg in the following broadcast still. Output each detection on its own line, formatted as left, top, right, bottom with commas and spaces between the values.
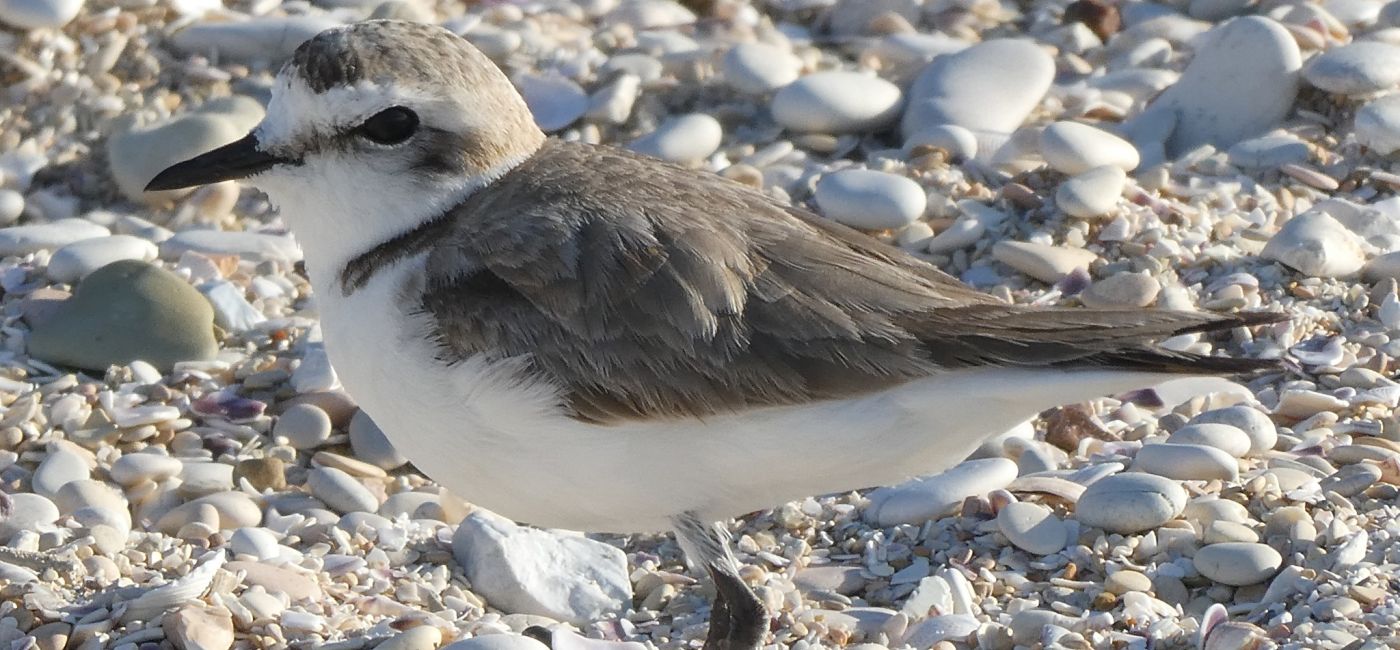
672, 513, 768, 650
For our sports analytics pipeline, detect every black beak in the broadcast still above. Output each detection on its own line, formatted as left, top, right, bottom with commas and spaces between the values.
145, 132, 294, 192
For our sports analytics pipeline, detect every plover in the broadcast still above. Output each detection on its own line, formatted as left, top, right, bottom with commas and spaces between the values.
149, 20, 1282, 649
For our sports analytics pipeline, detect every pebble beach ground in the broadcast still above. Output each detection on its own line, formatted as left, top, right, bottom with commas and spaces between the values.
2, 0, 1400, 649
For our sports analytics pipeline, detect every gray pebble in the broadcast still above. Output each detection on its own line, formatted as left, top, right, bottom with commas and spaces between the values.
275, 404, 333, 451
1076, 472, 1186, 533
307, 467, 379, 514
349, 410, 407, 470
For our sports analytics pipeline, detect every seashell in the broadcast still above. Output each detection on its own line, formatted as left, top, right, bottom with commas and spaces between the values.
192, 390, 267, 422
121, 551, 224, 622
1289, 336, 1345, 368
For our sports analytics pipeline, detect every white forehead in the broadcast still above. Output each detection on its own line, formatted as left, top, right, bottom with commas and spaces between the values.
256, 73, 439, 148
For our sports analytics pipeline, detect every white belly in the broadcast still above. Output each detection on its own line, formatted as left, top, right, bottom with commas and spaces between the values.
316, 257, 1182, 533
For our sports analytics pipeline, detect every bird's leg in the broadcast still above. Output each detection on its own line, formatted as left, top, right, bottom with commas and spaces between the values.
672, 513, 768, 650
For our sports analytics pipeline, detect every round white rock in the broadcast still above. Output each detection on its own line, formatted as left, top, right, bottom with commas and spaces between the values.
815, 169, 927, 230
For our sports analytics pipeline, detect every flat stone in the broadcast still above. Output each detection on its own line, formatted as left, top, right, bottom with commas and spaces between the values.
865, 458, 1018, 526
46, 235, 158, 284
1204, 520, 1260, 544
1104, 569, 1153, 594
1075, 472, 1186, 533
1262, 211, 1367, 278
793, 566, 867, 595
1227, 135, 1310, 168
1056, 165, 1126, 219
1133, 443, 1239, 481
228, 527, 281, 561
628, 113, 722, 164
306, 467, 379, 514
0, 0, 82, 29
452, 509, 631, 625
996, 501, 1069, 555
170, 16, 339, 64
275, 403, 333, 451
156, 491, 262, 534
164, 604, 234, 650
225, 561, 323, 601
1189, 405, 1277, 454
178, 461, 235, 499
1193, 542, 1283, 585
815, 169, 927, 230
772, 72, 903, 134
159, 230, 302, 263
1079, 271, 1159, 308
1304, 41, 1400, 95
1040, 121, 1140, 175
0, 219, 109, 257
27, 260, 218, 372
723, 42, 801, 94
992, 241, 1098, 283
902, 39, 1055, 138
0, 493, 59, 541
1356, 94, 1400, 154
110, 453, 183, 486
1166, 423, 1252, 457
348, 410, 407, 470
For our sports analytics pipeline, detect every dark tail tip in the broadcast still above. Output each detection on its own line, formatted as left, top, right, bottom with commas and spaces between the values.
1178, 310, 1292, 336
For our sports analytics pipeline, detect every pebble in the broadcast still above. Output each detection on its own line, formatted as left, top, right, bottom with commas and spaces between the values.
31, 446, 90, 499
1130, 16, 1301, 157
377, 626, 443, 650
155, 492, 262, 534
996, 501, 1069, 555
1318, 462, 1383, 497
233, 457, 286, 492
1076, 472, 1186, 533
1040, 122, 1140, 175
1079, 271, 1159, 308
902, 39, 1056, 139
0, 219, 109, 257
107, 99, 264, 203
794, 566, 867, 595
771, 72, 903, 134
46, 235, 158, 284
1227, 135, 1311, 169
902, 614, 981, 647
110, 453, 182, 486
225, 561, 322, 601
1189, 406, 1277, 454
159, 230, 302, 263
0, 493, 59, 541
1105, 570, 1153, 595
27, 260, 218, 372
1356, 94, 1400, 154
722, 43, 801, 94
1204, 520, 1260, 544
307, 467, 379, 514
228, 527, 281, 561
516, 74, 588, 133
163, 604, 234, 650
0, 0, 82, 29
1009, 609, 1078, 646
1193, 542, 1283, 585
1262, 212, 1367, 277
440, 636, 549, 650
992, 241, 1098, 283
828, 0, 919, 35
628, 114, 722, 164
170, 16, 340, 64
1133, 443, 1239, 481
1166, 423, 1252, 457
348, 410, 407, 470
275, 404, 333, 451
1055, 165, 1126, 219
905, 124, 979, 161
815, 170, 927, 230
452, 509, 631, 624
865, 458, 1017, 526
1303, 42, 1400, 95
0, 189, 23, 226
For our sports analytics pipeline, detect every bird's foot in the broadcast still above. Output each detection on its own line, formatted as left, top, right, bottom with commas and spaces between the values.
702, 563, 766, 650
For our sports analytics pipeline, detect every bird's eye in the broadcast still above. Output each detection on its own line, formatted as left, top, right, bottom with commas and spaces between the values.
359, 107, 419, 145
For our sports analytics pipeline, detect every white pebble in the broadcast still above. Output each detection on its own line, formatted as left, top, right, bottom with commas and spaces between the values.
1189, 405, 1277, 454
992, 241, 1097, 283
307, 467, 379, 514
275, 404, 333, 451
772, 72, 902, 134
815, 169, 927, 230
1262, 211, 1367, 278
1055, 165, 1126, 219
628, 114, 723, 164
1133, 443, 1239, 481
0, 0, 83, 29
1075, 472, 1186, 533
1166, 423, 1252, 457
1040, 122, 1140, 175
996, 501, 1069, 555
46, 235, 158, 284
865, 458, 1017, 526
723, 42, 801, 95
1193, 542, 1283, 585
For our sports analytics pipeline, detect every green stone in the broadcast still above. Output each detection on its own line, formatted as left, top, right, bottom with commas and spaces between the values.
27, 260, 218, 372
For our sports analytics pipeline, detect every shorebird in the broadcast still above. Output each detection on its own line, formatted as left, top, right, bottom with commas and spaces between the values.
148, 20, 1281, 649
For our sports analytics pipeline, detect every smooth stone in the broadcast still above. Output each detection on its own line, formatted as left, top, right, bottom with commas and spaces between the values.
1262, 212, 1367, 277
307, 467, 379, 514
515, 74, 588, 133
0, 219, 109, 257
992, 241, 1097, 283
32, 447, 90, 499
1040, 122, 1140, 175
377, 626, 443, 650
233, 457, 286, 492
771, 72, 902, 134
1204, 520, 1260, 544
379, 491, 441, 520
0, 189, 21, 226
1130, 16, 1301, 157
905, 124, 979, 161
627, 114, 722, 163
46, 236, 158, 284
275, 404, 333, 451
156, 492, 262, 534
601, 0, 695, 29
452, 509, 631, 624
1056, 165, 1126, 219
1190, 0, 1252, 20
865, 458, 1018, 526
1193, 542, 1283, 585
0, 0, 82, 29
27, 260, 218, 372
291, 342, 339, 393
179, 462, 235, 498
793, 566, 867, 595
225, 561, 323, 601
159, 230, 302, 263
1189, 405, 1277, 454
815, 170, 926, 230
0, 493, 59, 540
1079, 271, 1158, 308
1105, 570, 1153, 594
348, 410, 407, 470
440, 636, 549, 650
902, 614, 981, 647
170, 16, 339, 64
228, 527, 281, 561
1318, 462, 1383, 497
996, 502, 1069, 555
1133, 443, 1238, 481
110, 453, 183, 486
902, 39, 1055, 138
1166, 423, 1252, 457
1303, 42, 1400, 95
107, 98, 265, 204
828, 0, 919, 36
1009, 609, 1078, 646
1227, 135, 1310, 168
163, 604, 234, 650
200, 280, 265, 333
369, 0, 432, 21
1356, 94, 1400, 154
723, 42, 801, 94
1075, 472, 1187, 533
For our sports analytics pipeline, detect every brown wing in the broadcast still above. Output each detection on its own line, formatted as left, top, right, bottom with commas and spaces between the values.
419, 140, 1280, 424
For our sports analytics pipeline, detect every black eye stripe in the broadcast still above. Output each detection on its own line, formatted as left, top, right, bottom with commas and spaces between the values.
359, 106, 419, 145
